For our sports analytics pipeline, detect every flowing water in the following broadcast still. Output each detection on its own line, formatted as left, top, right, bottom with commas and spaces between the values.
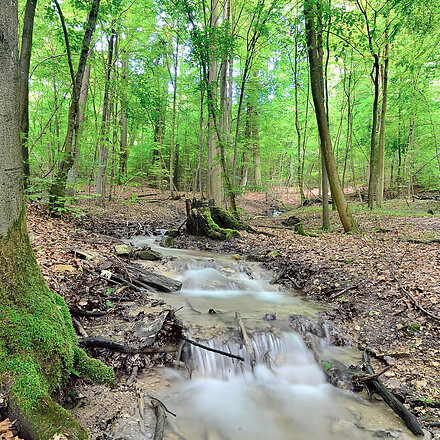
114, 236, 427, 440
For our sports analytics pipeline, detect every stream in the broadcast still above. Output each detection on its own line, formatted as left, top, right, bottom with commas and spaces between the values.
109, 236, 427, 440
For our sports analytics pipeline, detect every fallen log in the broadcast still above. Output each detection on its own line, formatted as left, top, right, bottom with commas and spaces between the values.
127, 264, 182, 293
68, 305, 107, 317
362, 350, 424, 436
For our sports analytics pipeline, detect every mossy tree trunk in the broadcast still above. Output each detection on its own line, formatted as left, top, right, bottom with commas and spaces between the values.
0, 5, 114, 440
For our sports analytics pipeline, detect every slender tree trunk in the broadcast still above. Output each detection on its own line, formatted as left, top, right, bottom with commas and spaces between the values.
96, 30, 116, 203
169, 34, 179, 197
367, 57, 380, 208
118, 52, 129, 184
376, 41, 389, 207
48, 0, 101, 214
18, 0, 37, 190
305, 0, 357, 233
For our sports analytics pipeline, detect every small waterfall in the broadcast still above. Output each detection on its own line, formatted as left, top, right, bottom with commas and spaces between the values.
184, 332, 322, 382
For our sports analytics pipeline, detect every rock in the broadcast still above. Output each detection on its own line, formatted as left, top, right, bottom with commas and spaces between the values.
160, 236, 175, 248
137, 249, 163, 261
245, 254, 261, 262
231, 254, 241, 260
114, 244, 133, 255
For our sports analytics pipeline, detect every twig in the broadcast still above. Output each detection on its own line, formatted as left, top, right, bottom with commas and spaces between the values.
391, 262, 440, 322
72, 317, 89, 338
329, 285, 358, 300
355, 365, 392, 382
180, 335, 244, 362
235, 310, 256, 369
68, 305, 107, 317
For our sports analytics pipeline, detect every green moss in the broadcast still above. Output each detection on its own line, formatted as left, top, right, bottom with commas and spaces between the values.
0, 209, 113, 439
203, 208, 240, 240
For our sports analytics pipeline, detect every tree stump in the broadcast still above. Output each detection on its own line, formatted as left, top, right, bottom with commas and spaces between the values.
185, 199, 249, 240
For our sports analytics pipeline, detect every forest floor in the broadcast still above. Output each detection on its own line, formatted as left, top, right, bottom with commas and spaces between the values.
23, 184, 440, 439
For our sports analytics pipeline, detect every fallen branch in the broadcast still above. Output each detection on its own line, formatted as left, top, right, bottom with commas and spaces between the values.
72, 317, 89, 338
78, 337, 177, 354
180, 335, 244, 362
391, 263, 440, 322
355, 365, 392, 382
362, 350, 424, 436
329, 285, 358, 300
68, 305, 107, 317
270, 268, 287, 285
235, 310, 256, 369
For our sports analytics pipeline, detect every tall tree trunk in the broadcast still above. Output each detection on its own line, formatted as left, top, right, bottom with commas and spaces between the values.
118, 51, 129, 184
18, 0, 37, 190
48, 0, 101, 214
66, 61, 91, 198
376, 41, 389, 207
96, 30, 116, 203
169, 34, 179, 197
207, 0, 222, 204
0, 4, 113, 439
305, 0, 357, 233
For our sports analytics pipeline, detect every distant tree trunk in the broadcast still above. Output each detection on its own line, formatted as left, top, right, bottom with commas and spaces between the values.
18, 0, 37, 190
293, 31, 305, 204
0, 5, 113, 439
305, 0, 358, 233
408, 77, 417, 201
118, 52, 129, 184
96, 30, 116, 203
376, 41, 389, 208
321, 141, 330, 228
207, 0, 222, 204
169, 35, 179, 197
66, 61, 91, 198
367, 64, 380, 208
48, 0, 101, 214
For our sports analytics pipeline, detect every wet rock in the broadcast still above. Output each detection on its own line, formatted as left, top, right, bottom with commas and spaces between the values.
165, 228, 179, 237
262, 313, 277, 321
160, 236, 175, 247
137, 249, 163, 261
114, 244, 133, 255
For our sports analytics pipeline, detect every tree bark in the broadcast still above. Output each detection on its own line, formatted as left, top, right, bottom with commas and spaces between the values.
376, 41, 389, 207
118, 51, 129, 184
48, 0, 101, 215
169, 33, 179, 197
18, 0, 37, 190
96, 30, 116, 203
0, 4, 114, 439
207, 0, 222, 204
305, 0, 358, 233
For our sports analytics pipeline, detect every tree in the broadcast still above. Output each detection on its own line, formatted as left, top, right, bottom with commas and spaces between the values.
48, 0, 101, 214
0, 3, 114, 439
304, 0, 358, 233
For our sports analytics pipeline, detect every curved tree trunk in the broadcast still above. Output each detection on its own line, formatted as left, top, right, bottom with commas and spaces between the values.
305, 0, 358, 233
0, 5, 114, 440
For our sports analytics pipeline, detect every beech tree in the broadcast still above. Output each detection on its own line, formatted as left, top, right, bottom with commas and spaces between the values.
0, 3, 114, 439
304, 0, 358, 233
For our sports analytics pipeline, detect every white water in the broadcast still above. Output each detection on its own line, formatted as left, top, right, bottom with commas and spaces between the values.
122, 236, 426, 440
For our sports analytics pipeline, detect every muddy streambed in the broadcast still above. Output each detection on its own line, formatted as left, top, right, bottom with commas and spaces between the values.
76, 236, 429, 440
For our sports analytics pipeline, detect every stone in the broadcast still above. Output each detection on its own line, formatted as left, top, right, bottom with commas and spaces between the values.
160, 236, 175, 248
114, 244, 133, 255
137, 249, 163, 261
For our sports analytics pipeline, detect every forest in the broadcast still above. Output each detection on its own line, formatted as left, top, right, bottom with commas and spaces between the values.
21, 0, 440, 219
1, 0, 440, 439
